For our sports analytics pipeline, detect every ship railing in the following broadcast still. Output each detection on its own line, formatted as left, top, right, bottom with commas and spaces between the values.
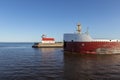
64, 39, 120, 42
93, 39, 120, 42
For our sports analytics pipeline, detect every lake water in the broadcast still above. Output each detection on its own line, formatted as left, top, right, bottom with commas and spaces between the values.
0, 43, 120, 80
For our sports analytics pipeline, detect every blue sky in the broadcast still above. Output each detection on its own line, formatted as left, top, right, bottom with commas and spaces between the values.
0, 0, 120, 42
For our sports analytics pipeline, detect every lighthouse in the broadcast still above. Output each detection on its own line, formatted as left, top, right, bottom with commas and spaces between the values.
41, 34, 55, 44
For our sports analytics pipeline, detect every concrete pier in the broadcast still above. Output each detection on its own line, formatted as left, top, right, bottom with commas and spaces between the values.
32, 42, 63, 48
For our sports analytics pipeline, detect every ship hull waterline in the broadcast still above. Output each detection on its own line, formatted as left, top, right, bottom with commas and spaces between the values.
64, 41, 120, 54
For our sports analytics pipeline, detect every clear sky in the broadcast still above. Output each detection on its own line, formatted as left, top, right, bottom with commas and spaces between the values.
0, 0, 120, 42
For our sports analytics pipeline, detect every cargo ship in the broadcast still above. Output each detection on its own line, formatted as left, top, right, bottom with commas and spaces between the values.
32, 34, 63, 48
64, 23, 120, 54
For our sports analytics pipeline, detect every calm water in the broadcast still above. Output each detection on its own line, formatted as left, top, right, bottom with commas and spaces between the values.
0, 43, 120, 80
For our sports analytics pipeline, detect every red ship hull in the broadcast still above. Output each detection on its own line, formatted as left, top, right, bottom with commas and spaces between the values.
64, 41, 120, 54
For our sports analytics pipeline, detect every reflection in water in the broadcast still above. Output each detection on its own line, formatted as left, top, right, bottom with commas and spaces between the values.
1, 43, 120, 80
32, 48, 64, 80
40, 48, 56, 53
64, 52, 120, 80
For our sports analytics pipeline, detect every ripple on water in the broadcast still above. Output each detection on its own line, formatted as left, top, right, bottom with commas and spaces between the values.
1, 43, 120, 80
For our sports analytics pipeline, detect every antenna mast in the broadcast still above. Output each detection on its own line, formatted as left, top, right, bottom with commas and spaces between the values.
86, 27, 89, 35
77, 23, 81, 33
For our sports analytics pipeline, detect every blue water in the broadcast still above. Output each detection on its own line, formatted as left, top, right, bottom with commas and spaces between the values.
0, 43, 120, 80
0, 43, 63, 80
